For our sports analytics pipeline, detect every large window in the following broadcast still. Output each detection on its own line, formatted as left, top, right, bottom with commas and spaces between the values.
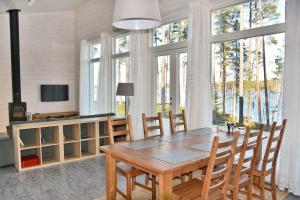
211, 0, 285, 127
89, 42, 101, 114
113, 34, 130, 116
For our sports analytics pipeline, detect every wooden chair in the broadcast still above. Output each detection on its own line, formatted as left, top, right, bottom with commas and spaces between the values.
107, 116, 156, 200
169, 110, 187, 134
252, 119, 287, 200
227, 125, 264, 200
142, 112, 163, 187
142, 112, 164, 138
173, 132, 239, 200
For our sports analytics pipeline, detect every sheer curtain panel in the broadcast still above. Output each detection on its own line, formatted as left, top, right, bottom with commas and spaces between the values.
128, 30, 153, 140
79, 40, 90, 115
185, 0, 212, 130
277, 0, 300, 195
97, 33, 114, 114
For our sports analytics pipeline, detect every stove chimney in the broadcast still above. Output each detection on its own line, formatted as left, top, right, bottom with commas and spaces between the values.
7, 9, 27, 122
7, 9, 22, 103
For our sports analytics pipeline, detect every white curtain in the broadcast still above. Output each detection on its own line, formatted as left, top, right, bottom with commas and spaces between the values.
185, 0, 212, 130
79, 40, 90, 115
128, 30, 153, 140
277, 0, 300, 195
97, 33, 114, 114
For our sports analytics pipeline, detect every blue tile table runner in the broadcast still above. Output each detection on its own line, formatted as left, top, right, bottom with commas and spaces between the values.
188, 128, 215, 136
152, 149, 207, 164
120, 139, 166, 150
159, 134, 193, 142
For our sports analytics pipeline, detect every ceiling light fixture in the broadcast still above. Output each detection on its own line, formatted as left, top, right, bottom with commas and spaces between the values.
28, 0, 36, 6
112, 0, 161, 30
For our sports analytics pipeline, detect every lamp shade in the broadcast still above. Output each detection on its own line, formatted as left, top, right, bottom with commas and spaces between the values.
116, 83, 134, 96
113, 0, 161, 30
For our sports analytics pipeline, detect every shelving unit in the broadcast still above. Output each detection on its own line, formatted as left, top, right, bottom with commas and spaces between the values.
12, 116, 124, 172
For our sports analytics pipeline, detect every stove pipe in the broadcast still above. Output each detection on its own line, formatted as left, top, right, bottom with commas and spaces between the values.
7, 9, 22, 103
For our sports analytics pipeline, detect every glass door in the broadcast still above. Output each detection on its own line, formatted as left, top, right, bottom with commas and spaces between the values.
154, 49, 188, 118
155, 55, 171, 117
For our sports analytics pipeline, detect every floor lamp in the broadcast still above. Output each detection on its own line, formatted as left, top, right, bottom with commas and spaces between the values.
116, 83, 134, 116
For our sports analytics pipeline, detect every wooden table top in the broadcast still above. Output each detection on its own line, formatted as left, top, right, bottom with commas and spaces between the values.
99, 128, 247, 176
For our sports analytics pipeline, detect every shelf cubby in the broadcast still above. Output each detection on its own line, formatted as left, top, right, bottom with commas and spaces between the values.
81, 140, 96, 157
80, 122, 96, 141
41, 126, 59, 147
63, 124, 80, 143
99, 136, 110, 146
21, 148, 41, 168
64, 142, 80, 161
99, 121, 110, 147
20, 128, 41, 150
42, 145, 60, 165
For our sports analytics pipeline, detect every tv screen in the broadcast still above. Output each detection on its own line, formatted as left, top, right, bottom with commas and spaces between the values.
41, 85, 69, 102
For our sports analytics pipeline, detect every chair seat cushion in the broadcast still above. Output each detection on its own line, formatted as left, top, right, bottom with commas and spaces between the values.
173, 178, 223, 200
116, 162, 145, 177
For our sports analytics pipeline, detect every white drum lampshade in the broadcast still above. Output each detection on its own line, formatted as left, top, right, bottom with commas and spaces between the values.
113, 0, 161, 30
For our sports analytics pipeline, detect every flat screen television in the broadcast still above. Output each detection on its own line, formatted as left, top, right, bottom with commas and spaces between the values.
41, 85, 69, 102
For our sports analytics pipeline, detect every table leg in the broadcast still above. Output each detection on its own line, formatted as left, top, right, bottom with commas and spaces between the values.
106, 154, 116, 200
159, 173, 173, 200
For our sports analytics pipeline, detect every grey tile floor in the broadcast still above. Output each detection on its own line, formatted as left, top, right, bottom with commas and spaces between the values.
0, 156, 128, 200
0, 156, 297, 200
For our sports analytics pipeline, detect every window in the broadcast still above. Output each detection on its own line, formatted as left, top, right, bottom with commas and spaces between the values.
88, 42, 101, 114
211, 0, 285, 127
153, 19, 188, 47
113, 34, 130, 116
212, 0, 285, 35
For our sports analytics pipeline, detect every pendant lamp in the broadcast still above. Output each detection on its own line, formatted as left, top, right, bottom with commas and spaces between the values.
113, 0, 161, 30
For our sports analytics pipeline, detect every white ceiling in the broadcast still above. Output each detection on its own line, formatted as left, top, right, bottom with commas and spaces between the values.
0, 0, 87, 15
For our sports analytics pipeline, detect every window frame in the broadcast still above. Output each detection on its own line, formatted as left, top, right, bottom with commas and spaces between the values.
112, 32, 131, 116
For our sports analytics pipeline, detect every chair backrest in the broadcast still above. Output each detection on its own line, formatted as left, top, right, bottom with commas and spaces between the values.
169, 110, 187, 134
232, 125, 264, 186
262, 119, 287, 172
142, 112, 164, 139
107, 115, 134, 144
200, 132, 239, 199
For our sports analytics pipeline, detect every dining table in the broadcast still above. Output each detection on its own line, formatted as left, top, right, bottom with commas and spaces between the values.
99, 128, 266, 200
